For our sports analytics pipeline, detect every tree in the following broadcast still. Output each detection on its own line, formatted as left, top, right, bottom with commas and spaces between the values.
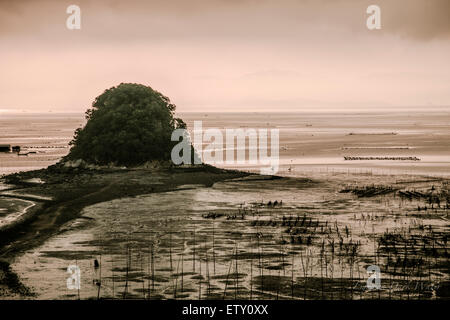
66, 83, 187, 166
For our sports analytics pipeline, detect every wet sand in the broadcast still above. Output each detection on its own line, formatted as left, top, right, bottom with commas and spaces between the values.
0, 164, 248, 298
0, 111, 449, 299
5, 170, 449, 300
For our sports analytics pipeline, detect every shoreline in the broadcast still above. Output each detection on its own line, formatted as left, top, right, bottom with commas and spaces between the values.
1, 162, 448, 299
0, 164, 251, 258
0, 163, 252, 297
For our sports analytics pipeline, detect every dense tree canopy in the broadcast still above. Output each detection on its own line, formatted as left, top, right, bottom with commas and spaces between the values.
66, 83, 186, 166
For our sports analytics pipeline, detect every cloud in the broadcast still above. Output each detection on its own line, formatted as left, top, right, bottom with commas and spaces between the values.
1, 0, 449, 42
378, 0, 450, 40
0, 0, 449, 112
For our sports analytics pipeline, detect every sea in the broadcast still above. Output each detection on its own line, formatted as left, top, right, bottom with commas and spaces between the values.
1, 110, 449, 177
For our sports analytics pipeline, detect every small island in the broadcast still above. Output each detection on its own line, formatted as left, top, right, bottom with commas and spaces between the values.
0, 84, 250, 296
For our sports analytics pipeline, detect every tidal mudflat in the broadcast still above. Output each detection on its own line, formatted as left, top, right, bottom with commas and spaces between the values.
1, 111, 449, 300
10, 172, 449, 300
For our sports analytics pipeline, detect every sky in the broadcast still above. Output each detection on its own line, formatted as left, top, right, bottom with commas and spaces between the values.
0, 0, 449, 113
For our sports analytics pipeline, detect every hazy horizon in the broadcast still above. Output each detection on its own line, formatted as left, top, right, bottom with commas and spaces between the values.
1, 0, 450, 113
1, 105, 450, 115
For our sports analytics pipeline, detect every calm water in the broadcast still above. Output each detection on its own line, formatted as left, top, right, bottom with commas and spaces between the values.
1, 111, 450, 176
